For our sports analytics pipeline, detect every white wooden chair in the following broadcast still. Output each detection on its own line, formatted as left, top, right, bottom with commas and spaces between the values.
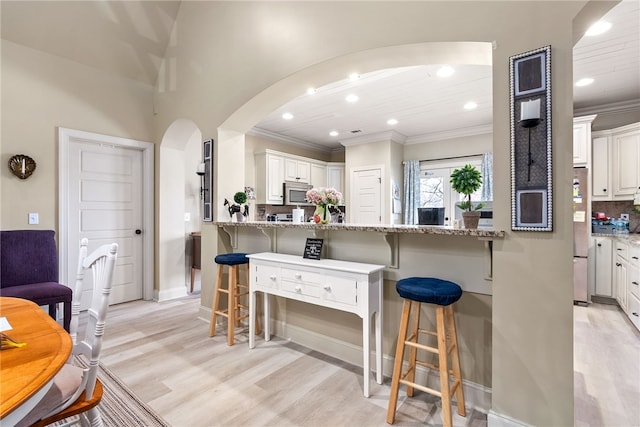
17, 239, 118, 427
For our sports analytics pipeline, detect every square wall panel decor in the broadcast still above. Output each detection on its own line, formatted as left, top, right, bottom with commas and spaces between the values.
510, 45, 552, 231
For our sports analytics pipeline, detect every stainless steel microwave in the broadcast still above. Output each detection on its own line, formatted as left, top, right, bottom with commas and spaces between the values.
283, 181, 312, 206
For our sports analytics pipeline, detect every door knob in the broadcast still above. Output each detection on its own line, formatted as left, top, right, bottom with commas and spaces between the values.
135, 229, 142, 235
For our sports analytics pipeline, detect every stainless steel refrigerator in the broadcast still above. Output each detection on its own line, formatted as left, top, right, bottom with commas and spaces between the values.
573, 167, 589, 303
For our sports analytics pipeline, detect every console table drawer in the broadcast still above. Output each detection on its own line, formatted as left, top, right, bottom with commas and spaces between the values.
280, 267, 325, 286
281, 279, 322, 299
324, 276, 358, 306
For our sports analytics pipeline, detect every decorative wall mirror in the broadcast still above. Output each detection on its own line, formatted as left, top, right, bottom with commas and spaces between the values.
202, 139, 213, 221
510, 45, 552, 231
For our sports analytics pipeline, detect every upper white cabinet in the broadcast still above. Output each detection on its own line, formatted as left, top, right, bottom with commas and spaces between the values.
310, 163, 327, 188
256, 149, 345, 204
592, 136, 611, 200
573, 115, 596, 166
612, 129, 640, 197
327, 163, 345, 193
284, 158, 310, 183
255, 151, 285, 204
592, 122, 640, 201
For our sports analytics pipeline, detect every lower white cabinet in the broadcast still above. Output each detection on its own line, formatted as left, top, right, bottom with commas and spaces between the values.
593, 237, 613, 297
247, 252, 385, 397
629, 246, 640, 330
614, 254, 628, 313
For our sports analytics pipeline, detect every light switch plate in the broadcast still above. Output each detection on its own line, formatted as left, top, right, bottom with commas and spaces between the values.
28, 212, 39, 225
184, 212, 191, 222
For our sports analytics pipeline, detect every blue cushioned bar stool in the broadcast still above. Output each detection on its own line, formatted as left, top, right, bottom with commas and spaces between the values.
209, 253, 259, 345
386, 277, 466, 427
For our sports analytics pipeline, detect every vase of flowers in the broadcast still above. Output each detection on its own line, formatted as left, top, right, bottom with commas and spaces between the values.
306, 187, 342, 224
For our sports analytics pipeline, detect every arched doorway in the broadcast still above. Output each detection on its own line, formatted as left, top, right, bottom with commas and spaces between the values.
214, 41, 493, 220
158, 119, 203, 300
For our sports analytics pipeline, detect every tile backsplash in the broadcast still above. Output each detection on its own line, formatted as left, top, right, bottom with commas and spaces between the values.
592, 200, 640, 233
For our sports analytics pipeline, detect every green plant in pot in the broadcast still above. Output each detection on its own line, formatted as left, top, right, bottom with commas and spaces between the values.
224, 191, 249, 222
450, 164, 484, 229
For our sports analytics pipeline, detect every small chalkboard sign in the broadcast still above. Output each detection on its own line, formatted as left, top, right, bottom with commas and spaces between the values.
303, 238, 324, 260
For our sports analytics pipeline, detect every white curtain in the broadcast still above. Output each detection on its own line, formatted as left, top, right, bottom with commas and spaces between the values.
403, 160, 420, 225
481, 152, 493, 201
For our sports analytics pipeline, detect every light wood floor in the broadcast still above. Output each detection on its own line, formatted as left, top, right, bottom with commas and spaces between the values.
86, 296, 639, 427
89, 295, 486, 427
574, 302, 640, 427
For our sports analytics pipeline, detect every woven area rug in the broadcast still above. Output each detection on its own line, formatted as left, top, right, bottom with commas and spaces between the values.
54, 357, 169, 427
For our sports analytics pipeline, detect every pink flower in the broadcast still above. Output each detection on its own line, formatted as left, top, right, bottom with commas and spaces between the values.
306, 187, 342, 206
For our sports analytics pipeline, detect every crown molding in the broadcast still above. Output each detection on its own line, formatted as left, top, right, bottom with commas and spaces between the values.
404, 124, 493, 145
574, 99, 640, 117
248, 128, 341, 155
339, 130, 407, 147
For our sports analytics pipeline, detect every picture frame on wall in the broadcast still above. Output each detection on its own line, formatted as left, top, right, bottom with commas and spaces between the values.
510, 45, 552, 232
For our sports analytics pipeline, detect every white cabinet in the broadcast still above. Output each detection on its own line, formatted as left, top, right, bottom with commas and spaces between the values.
592, 136, 611, 200
310, 163, 327, 188
284, 158, 310, 183
592, 122, 640, 201
327, 163, 345, 193
593, 237, 613, 297
573, 115, 596, 166
612, 129, 640, 197
247, 252, 384, 397
614, 240, 629, 313
628, 246, 640, 331
255, 152, 285, 204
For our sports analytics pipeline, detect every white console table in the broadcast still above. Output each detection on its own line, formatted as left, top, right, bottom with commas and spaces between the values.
247, 252, 385, 397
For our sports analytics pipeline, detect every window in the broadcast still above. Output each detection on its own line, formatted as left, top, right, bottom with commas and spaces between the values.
419, 157, 485, 225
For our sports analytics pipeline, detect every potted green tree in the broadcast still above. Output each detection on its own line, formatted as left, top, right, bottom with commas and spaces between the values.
224, 191, 249, 222
450, 164, 484, 229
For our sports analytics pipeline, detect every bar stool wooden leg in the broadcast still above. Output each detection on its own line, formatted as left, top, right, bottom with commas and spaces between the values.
406, 300, 420, 398
227, 265, 237, 346
209, 264, 225, 337
446, 305, 466, 416
386, 299, 412, 424
436, 306, 452, 427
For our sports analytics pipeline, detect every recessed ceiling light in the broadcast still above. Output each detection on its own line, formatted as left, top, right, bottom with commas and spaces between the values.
585, 21, 611, 37
576, 78, 594, 87
463, 101, 478, 110
349, 73, 360, 81
436, 65, 455, 78
387, 118, 398, 125
306, 88, 316, 95
345, 94, 359, 103
282, 112, 294, 120
329, 131, 339, 137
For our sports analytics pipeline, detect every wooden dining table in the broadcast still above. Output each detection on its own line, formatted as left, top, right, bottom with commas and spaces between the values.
0, 297, 72, 425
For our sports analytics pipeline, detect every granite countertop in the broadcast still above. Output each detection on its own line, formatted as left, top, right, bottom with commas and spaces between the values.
214, 221, 505, 238
592, 233, 640, 246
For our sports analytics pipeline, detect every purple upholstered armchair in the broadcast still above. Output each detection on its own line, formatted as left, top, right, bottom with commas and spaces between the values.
0, 230, 72, 331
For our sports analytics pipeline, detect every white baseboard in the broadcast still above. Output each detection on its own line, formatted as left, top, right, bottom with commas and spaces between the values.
488, 410, 531, 427
155, 286, 188, 302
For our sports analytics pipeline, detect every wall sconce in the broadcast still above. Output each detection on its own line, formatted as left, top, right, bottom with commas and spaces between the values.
8, 154, 36, 179
520, 98, 541, 182
196, 162, 206, 200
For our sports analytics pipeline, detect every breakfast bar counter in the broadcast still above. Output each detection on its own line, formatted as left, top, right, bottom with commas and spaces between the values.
215, 220, 505, 238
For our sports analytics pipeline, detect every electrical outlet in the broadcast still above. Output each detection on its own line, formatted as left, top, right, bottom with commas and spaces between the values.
184, 212, 191, 222
621, 213, 629, 220
28, 212, 39, 225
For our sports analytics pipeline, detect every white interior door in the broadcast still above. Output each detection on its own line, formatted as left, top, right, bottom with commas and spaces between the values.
67, 141, 144, 308
352, 168, 382, 224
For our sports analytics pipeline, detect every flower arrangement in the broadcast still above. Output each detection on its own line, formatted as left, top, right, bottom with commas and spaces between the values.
306, 187, 342, 224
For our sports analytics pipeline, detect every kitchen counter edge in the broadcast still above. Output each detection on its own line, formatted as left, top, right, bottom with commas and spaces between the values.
214, 221, 505, 238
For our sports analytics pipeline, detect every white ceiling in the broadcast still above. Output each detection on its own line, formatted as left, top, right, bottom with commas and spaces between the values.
1, 0, 638, 151
253, 0, 640, 151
